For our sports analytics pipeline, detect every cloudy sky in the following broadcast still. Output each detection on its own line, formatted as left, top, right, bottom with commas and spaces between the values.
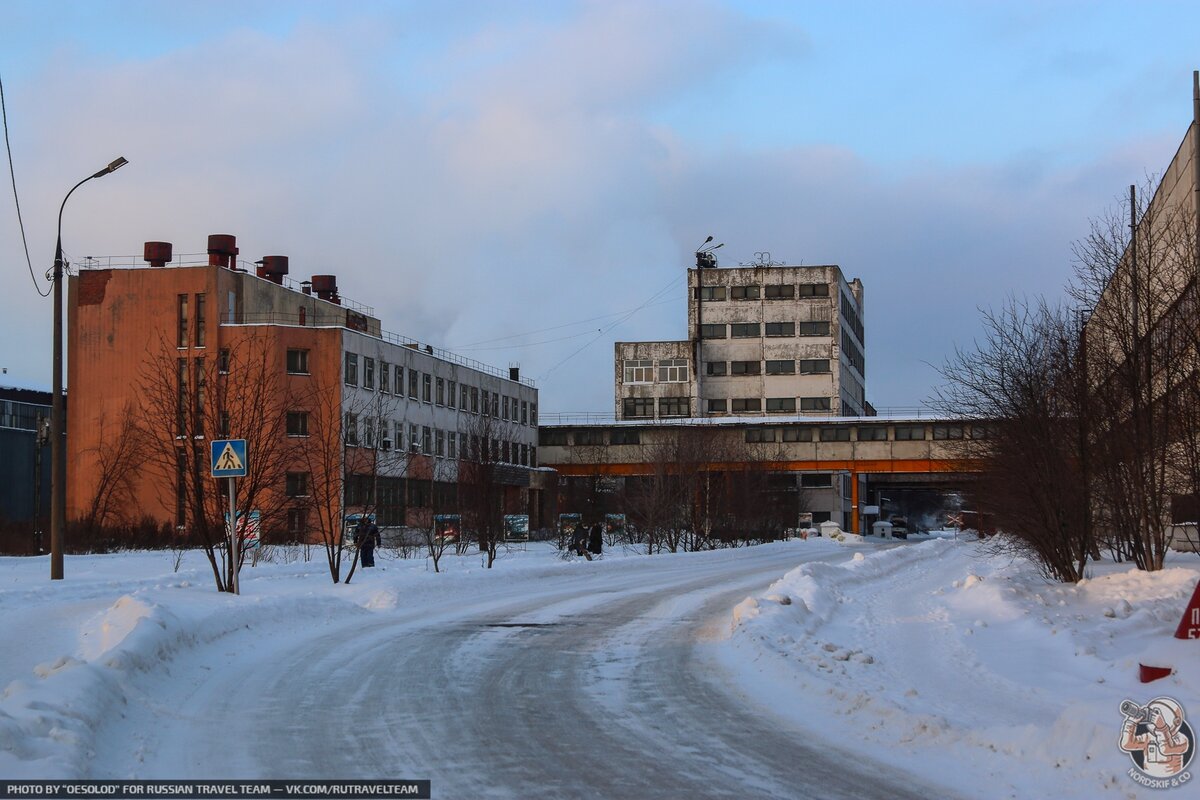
2, 0, 1198, 416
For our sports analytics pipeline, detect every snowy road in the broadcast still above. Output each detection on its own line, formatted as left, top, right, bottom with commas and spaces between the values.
87, 544, 954, 799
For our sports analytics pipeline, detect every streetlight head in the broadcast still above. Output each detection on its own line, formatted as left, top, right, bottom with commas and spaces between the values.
92, 156, 129, 178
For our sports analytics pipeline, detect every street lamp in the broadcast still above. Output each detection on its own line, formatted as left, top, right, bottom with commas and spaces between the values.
50, 156, 128, 580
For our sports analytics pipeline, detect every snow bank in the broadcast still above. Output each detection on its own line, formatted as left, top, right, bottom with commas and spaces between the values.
720, 538, 1200, 799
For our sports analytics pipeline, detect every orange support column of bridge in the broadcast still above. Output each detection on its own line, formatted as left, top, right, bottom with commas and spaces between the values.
850, 469, 859, 534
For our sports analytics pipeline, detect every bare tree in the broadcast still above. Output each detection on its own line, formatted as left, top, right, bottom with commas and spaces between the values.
459, 414, 526, 568
138, 332, 293, 591
79, 402, 147, 534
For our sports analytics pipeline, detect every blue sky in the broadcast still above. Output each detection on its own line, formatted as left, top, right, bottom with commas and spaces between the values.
2, 1, 1199, 413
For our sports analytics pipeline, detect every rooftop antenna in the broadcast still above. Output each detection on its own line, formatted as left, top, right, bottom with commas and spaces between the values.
695, 236, 723, 269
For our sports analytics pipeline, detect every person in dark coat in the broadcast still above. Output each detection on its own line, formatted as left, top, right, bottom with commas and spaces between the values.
357, 518, 381, 567
588, 521, 603, 556
571, 522, 588, 557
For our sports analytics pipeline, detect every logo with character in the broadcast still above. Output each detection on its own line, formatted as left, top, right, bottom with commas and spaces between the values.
1119, 697, 1194, 789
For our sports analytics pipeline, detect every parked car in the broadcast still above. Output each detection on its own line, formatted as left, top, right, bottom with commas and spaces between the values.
889, 516, 909, 539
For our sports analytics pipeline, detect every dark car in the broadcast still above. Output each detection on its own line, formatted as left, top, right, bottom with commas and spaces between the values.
889, 516, 909, 539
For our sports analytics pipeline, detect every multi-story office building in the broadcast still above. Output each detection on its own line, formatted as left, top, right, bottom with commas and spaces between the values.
615, 260, 867, 420
67, 234, 543, 538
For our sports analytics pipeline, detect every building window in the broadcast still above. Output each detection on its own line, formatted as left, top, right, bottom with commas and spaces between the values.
344, 413, 359, 446
176, 358, 188, 434
610, 428, 640, 445
395, 364, 404, 395
285, 472, 309, 497
624, 359, 655, 383
530, 446, 537, 467
700, 324, 727, 339
540, 429, 569, 446
436, 377, 445, 406
800, 397, 832, 412
380, 361, 390, 393
461, 383, 470, 410
731, 360, 760, 375
782, 427, 813, 442
766, 397, 796, 413
706, 361, 727, 376
659, 397, 689, 417
502, 395, 510, 419
364, 416, 376, 448
287, 349, 309, 375
287, 508, 307, 535
766, 360, 795, 375
491, 392, 499, 417
471, 386, 479, 413
423, 426, 432, 455
658, 358, 689, 382
448, 381, 457, 409
363, 358, 375, 390
764, 285, 795, 299
530, 403, 538, 426
858, 426, 888, 441
177, 294, 189, 348
730, 323, 760, 338
745, 428, 776, 443
800, 359, 831, 374
576, 429, 605, 446
435, 429, 445, 457
731, 398, 762, 413
894, 425, 926, 441
798, 283, 830, 297
423, 373, 432, 403
933, 425, 965, 440
409, 423, 420, 452
765, 322, 795, 337
344, 353, 358, 386
195, 293, 206, 347
707, 399, 727, 413
521, 400, 528, 425
408, 369, 418, 399
798, 321, 830, 336
800, 473, 832, 488
448, 432, 458, 459
696, 286, 727, 301
731, 285, 760, 300
481, 389, 490, 416
623, 397, 654, 418
218, 348, 230, 373
286, 411, 309, 436
820, 427, 850, 441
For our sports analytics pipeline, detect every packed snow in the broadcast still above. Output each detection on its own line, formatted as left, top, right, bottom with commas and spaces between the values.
2, 534, 1197, 799
719, 534, 1200, 799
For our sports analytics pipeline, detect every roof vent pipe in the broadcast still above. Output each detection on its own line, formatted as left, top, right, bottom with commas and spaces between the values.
207, 234, 238, 268
258, 255, 289, 285
143, 241, 172, 268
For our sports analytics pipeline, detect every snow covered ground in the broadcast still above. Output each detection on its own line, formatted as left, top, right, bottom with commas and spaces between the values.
719, 533, 1200, 799
2, 536, 1197, 799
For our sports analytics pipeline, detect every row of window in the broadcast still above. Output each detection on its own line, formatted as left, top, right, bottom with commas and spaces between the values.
707, 397, 831, 414
344, 352, 536, 426
706, 359, 830, 376
695, 284, 831, 301
622, 358, 689, 384
338, 414, 538, 466
621, 397, 690, 418
699, 321, 830, 339
177, 293, 206, 349
540, 424, 982, 447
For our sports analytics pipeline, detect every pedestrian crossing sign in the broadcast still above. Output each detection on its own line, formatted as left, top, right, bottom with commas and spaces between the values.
211, 439, 248, 478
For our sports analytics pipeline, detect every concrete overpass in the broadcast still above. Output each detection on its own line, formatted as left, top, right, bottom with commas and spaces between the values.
538, 415, 980, 533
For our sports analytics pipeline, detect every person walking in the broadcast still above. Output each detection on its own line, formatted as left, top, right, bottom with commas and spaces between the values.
588, 521, 603, 556
357, 517, 381, 567
571, 521, 589, 558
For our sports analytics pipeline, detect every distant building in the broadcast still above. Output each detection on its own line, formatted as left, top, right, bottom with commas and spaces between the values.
615, 259, 868, 420
67, 235, 546, 539
0, 387, 52, 534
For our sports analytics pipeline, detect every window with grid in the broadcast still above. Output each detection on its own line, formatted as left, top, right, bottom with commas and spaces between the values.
285, 472, 309, 497
622, 359, 654, 382
658, 358, 689, 382
731, 323, 760, 338
706, 361, 727, 376
800, 359, 831, 374
707, 399, 727, 413
765, 322, 795, 337
623, 397, 654, 418
700, 324, 727, 339
502, 395, 510, 419
894, 425, 926, 440
379, 362, 390, 393
819, 427, 850, 441
798, 284, 830, 297
766, 360, 795, 375
364, 416, 376, 448
610, 428, 640, 445
437, 377, 445, 406
798, 321, 830, 336
800, 397, 831, 411
766, 397, 796, 413
287, 508, 308, 535
696, 286, 727, 301
933, 425, 964, 440
195, 294, 206, 347
448, 432, 457, 459
344, 413, 359, 446
782, 427, 813, 442
745, 428, 777, 443
731, 285, 760, 300
344, 353, 358, 386
363, 357, 375, 390
436, 429, 445, 457
423, 373, 432, 403
408, 369, 418, 399
395, 364, 404, 395
764, 284, 795, 299
857, 426, 887, 441
423, 426, 432, 454
658, 397, 689, 417
448, 381, 457, 409
575, 429, 605, 446
286, 411, 309, 436
731, 398, 762, 413
731, 360, 760, 375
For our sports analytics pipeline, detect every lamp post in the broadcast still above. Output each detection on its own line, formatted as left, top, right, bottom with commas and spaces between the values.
50, 156, 128, 580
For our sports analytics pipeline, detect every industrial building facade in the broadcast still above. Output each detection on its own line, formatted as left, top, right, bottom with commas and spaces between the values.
614, 261, 868, 420
67, 235, 544, 541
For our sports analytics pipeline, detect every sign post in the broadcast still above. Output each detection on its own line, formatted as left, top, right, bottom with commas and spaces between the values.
211, 439, 248, 595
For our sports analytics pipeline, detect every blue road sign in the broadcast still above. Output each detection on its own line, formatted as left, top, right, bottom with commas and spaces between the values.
211, 439, 248, 478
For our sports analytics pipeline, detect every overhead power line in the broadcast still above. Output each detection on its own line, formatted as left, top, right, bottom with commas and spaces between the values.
0, 71, 49, 298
